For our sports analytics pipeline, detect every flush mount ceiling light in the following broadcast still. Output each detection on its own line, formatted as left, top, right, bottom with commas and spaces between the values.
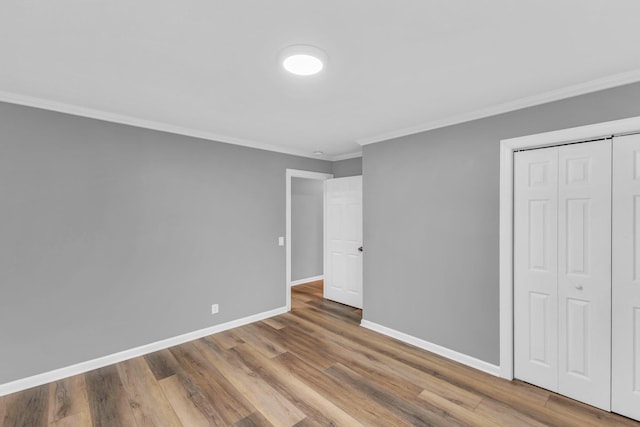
279, 45, 327, 76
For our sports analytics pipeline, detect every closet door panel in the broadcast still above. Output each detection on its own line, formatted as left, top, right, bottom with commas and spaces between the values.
613, 133, 640, 421
558, 139, 611, 411
514, 147, 559, 391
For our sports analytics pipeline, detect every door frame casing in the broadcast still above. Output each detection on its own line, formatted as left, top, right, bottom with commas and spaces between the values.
499, 116, 640, 380
286, 169, 333, 311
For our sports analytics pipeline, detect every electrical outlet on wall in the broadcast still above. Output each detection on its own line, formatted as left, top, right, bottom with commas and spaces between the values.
211, 304, 219, 314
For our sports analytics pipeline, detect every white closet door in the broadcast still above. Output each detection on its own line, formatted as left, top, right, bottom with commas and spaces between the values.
514, 147, 559, 392
612, 134, 640, 420
557, 140, 611, 411
324, 176, 363, 308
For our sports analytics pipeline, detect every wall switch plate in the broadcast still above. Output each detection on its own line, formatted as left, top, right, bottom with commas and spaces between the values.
211, 304, 219, 314
278, 236, 284, 246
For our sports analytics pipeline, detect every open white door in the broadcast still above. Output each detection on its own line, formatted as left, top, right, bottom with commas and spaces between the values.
324, 176, 363, 308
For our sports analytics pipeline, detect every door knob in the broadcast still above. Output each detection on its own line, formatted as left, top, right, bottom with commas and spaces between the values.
575, 283, 583, 290
358, 246, 363, 252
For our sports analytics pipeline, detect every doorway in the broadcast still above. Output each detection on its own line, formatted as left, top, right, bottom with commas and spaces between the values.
285, 169, 333, 311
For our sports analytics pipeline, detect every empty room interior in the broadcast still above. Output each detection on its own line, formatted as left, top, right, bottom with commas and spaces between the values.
4, 1, 640, 426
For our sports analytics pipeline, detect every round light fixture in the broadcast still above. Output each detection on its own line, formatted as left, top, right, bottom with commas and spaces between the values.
279, 45, 327, 76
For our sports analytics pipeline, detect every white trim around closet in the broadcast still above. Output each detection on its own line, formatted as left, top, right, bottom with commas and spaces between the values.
499, 115, 640, 380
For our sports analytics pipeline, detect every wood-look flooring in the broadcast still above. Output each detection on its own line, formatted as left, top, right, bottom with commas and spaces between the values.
1, 280, 638, 426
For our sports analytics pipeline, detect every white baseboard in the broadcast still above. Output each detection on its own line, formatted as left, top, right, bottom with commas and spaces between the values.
291, 275, 324, 286
0, 306, 287, 397
360, 319, 501, 377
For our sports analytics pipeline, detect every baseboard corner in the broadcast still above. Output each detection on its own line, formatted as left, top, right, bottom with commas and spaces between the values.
290, 275, 324, 286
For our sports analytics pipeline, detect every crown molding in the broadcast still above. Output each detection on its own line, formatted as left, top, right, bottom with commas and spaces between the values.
8, 68, 638, 159
331, 151, 362, 161
356, 68, 640, 146
0, 90, 338, 160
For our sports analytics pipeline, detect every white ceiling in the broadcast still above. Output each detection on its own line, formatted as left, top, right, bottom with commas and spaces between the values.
1, 1, 640, 160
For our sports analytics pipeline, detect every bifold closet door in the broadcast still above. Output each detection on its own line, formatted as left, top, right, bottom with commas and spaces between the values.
557, 140, 611, 411
514, 147, 559, 392
612, 133, 640, 421
514, 139, 612, 411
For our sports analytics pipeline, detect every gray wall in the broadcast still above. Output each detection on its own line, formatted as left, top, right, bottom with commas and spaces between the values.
291, 178, 324, 281
363, 81, 640, 365
0, 101, 331, 384
332, 157, 362, 178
